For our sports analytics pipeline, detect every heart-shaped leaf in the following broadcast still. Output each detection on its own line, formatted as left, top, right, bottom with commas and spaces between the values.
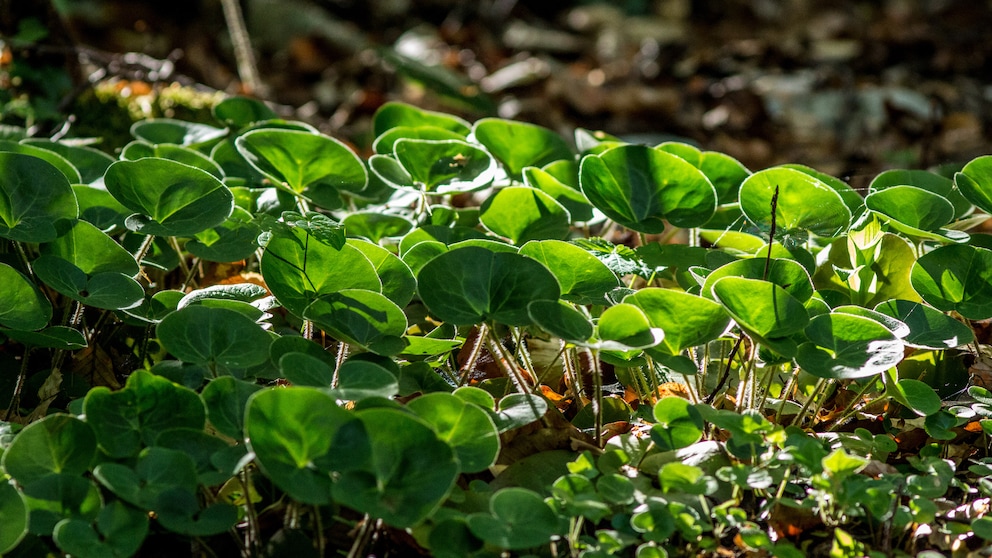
528, 300, 595, 343
0, 480, 27, 554
236, 129, 367, 208
650, 397, 705, 452
740, 166, 851, 239
407, 392, 500, 473
658, 142, 751, 204
104, 158, 233, 237
1, 414, 96, 486
795, 313, 904, 379
580, 145, 717, 232
201, 376, 262, 440
21, 139, 114, 185
519, 240, 620, 305
212, 96, 278, 128
473, 118, 573, 178
304, 289, 408, 355
372, 101, 471, 137
712, 276, 809, 357
53, 500, 148, 558
0, 262, 52, 331
33, 256, 144, 311
626, 288, 730, 355
417, 246, 560, 326
874, 299, 974, 349
157, 305, 273, 369
122, 141, 225, 179
130, 118, 227, 147
956, 155, 992, 214
379, 139, 496, 194
467, 487, 559, 549
911, 244, 992, 320
0, 140, 82, 184
245, 387, 354, 505
480, 187, 571, 244
0, 152, 78, 242
333, 359, 399, 401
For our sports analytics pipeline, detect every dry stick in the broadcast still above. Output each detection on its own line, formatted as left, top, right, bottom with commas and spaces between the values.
219, 0, 267, 97
457, 324, 488, 386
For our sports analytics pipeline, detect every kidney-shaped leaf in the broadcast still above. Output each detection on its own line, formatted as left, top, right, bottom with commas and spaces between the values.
528, 300, 594, 343
389, 139, 497, 194
304, 289, 408, 355
702, 257, 813, 303
874, 299, 974, 349
911, 244, 992, 320
796, 313, 904, 379
480, 187, 570, 244
334, 407, 459, 528
33, 255, 145, 311
956, 155, 992, 215
372, 101, 471, 137
866, 185, 954, 232
407, 392, 500, 473
131, 118, 227, 147
2, 414, 96, 486
519, 240, 620, 305
157, 305, 273, 369
245, 387, 354, 505
104, 158, 233, 237
261, 226, 381, 317
417, 246, 560, 326
740, 166, 851, 239
236, 129, 367, 208
580, 145, 717, 232
712, 277, 809, 357
626, 288, 730, 355
0, 480, 27, 554
0, 152, 78, 242
473, 118, 573, 178
0, 262, 52, 331
467, 487, 560, 550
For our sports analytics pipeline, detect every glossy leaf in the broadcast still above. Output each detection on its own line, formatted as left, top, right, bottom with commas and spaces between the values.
522, 163, 593, 222
334, 407, 459, 528
658, 142, 751, 204
305, 289, 408, 355
260, 225, 381, 317
0, 263, 52, 331
372, 125, 466, 154
157, 305, 273, 369
712, 277, 809, 357
528, 300, 594, 343
0, 480, 27, 554
1, 415, 96, 486
874, 299, 974, 349
83, 370, 205, 458
121, 142, 225, 179
870, 169, 970, 219
417, 246, 561, 326
131, 118, 227, 147
740, 166, 851, 239
480, 187, 570, 244
467, 487, 560, 549
956, 155, 992, 214
245, 387, 353, 505
407, 392, 500, 473
520, 240, 620, 305
236, 129, 367, 207
866, 185, 954, 232
0, 140, 81, 184
795, 313, 904, 379
626, 288, 730, 354
597, 303, 664, 350
473, 118, 573, 178
0, 152, 78, 242
212, 96, 277, 128
388, 139, 497, 194
348, 239, 417, 308
104, 158, 233, 237
33, 256, 145, 311
372, 101, 470, 137
333, 359, 399, 401
342, 211, 414, 243
580, 145, 717, 232
911, 244, 992, 319
889, 378, 941, 416
53, 500, 148, 558
201, 376, 262, 440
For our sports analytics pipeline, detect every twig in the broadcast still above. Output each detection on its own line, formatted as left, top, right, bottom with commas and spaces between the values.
219, 0, 268, 97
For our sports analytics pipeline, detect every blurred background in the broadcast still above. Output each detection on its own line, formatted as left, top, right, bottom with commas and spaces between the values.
2, 0, 991, 187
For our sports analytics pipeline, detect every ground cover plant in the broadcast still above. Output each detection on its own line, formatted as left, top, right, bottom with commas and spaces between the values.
0, 98, 992, 558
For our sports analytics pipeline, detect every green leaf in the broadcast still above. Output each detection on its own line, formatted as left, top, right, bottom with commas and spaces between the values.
795, 313, 904, 379
626, 288, 730, 355
304, 289, 408, 355
386, 139, 496, 194
870, 168, 970, 219
33, 255, 145, 311
1, 415, 96, 486
874, 299, 974, 349
579, 145, 717, 232
245, 387, 354, 505
213, 96, 277, 128
480, 187, 570, 244
83, 370, 206, 458
492, 393, 548, 432
956, 156, 992, 215
260, 225, 381, 317
104, 158, 234, 237
712, 277, 809, 356
0, 262, 52, 330
889, 378, 941, 416
41, 219, 138, 276
348, 239, 416, 308
417, 246, 561, 326
343, 211, 413, 243
372, 102, 471, 137
333, 359, 399, 401
0, 480, 28, 554
473, 118, 573, 178
1, 326, 86, 349
0, 152, 78, 242
157, 305, 273, 369
522, 163, 593, 222
740, 166, 851, 239
236, 129, 367, 207
334, 407, 458, 528
597, 303, 664, 350
519, 240, 620, 305
21, 139, 115, 185
72, 185, 130, 232
372, 125, 467, 154
650, 397, 704, 452
130, 118, 227, 147
121, 142, 225, 179
528, 300, 594, 343
93, 447, 199, 509
911, 244, 992, 319
0, 140, 82, 184
866, 185, 954, 232
467, 487, 559, 549
201, 376, 262, 440
407, 392, 500, 473
53, 500, 148, 558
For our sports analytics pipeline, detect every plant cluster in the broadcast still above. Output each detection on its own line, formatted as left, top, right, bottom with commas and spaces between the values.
0, 98, 991, 557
